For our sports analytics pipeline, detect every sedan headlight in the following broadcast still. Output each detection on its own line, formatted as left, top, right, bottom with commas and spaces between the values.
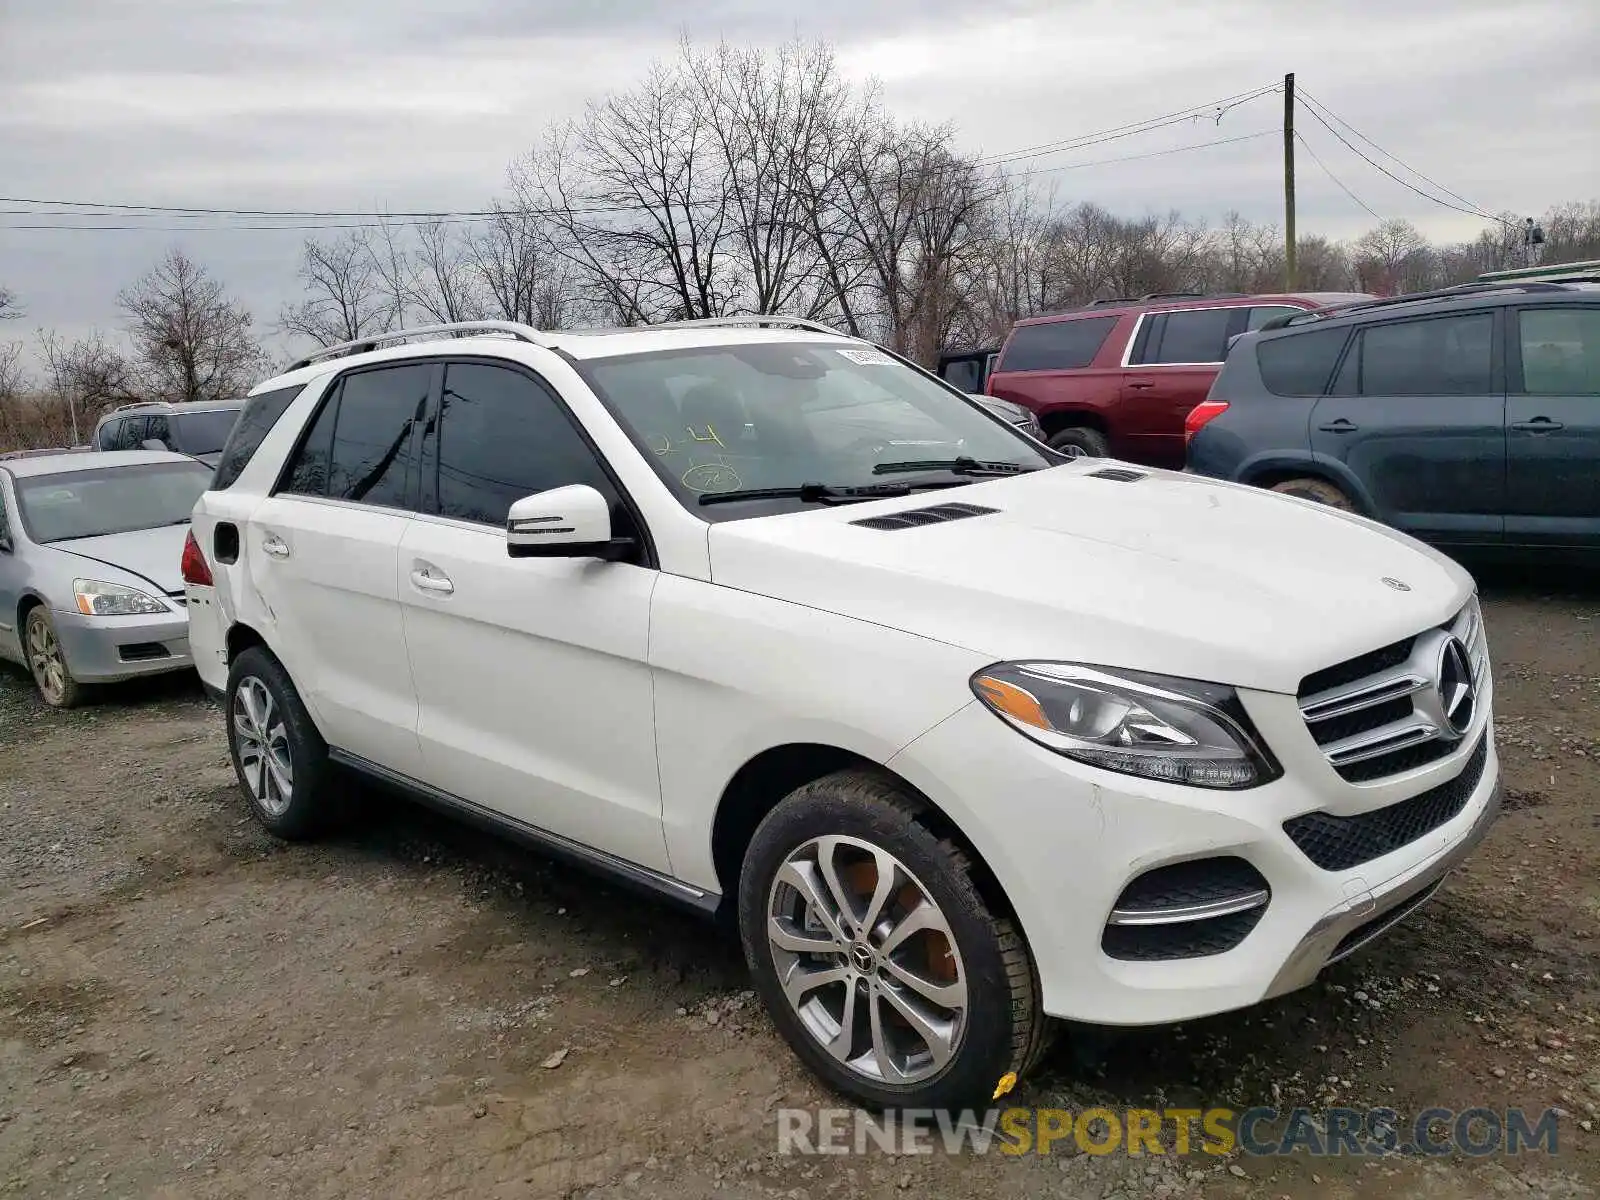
970, 662, 1280, 789
73, 579, 169, 617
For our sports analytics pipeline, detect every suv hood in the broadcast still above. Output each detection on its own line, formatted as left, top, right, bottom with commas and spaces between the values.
42, 524, 188, 597
706, 464, 1475, 695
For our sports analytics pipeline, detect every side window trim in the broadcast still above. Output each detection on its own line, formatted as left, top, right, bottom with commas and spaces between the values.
424, 355, 658, 568
269, 362, 441, 513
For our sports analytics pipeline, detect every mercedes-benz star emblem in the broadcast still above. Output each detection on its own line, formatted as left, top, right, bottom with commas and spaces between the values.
1382, 577, 1411, 592
849, 943, 876, 974
1434, 636, 1476, 736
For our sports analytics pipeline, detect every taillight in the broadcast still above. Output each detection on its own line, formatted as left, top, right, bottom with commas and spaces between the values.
181, 530, 213, 586
1185, 400, 1229, 443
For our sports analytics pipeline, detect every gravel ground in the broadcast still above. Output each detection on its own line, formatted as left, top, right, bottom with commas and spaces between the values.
1, 568, 1597, 1199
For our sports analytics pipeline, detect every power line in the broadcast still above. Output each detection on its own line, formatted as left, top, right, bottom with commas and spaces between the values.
1293, 130, 1382, 220
1297, 88, 1499, 220
978, 82, 1280, 166
1008, 129, 1277, 179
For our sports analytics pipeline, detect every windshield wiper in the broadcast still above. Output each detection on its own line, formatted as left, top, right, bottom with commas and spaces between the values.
872, 456, 1038, 477
699, 482, 920, 507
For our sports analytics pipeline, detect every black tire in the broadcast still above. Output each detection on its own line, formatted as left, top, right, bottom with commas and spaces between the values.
1269, 476, 1354, 510
24, 606, 87, 709
224, 645, 337, 840
1047, 426, 1110, 458
737, 769, 1049, 1112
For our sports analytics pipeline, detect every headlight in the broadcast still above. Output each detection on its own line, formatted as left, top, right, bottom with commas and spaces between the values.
970, 662, 1280, 789
73, 579, 169, 617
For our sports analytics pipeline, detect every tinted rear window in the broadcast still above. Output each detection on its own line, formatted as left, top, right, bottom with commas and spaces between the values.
213, 386, 304, 489
998, 317, 1117, 372
1256, 328, 1350, 396
172, 407, 242, 456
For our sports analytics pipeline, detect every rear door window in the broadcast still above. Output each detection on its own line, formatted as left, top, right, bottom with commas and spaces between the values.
1255, 328, 1350, 396
997, 317, 1117, 372
97, 419, 122, 450
1133, 308, 1237, 365
1354, 313, 1494, 395
1518, 307, 1600, 394
277, 364, 431, 509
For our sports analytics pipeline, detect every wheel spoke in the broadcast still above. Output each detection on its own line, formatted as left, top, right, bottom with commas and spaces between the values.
879, 899, 942, 957
265, 751, 292, 799
774, 860, 849, 946
823, 976, 864, 1062
876, 978, 958, 1070
880, 958, 964, 1010
859, 847, 899, 938
867, 986, 909, 1083
814, 837, 862, 938
768, 916, 841, 956
780, 962, 851, 1009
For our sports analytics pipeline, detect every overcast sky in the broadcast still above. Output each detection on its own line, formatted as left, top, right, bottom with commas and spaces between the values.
2, 0, 1596, 368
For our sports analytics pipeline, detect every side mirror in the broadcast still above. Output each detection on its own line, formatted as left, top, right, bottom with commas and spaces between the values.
506, 484, 634, 562
141, 438, 169, 451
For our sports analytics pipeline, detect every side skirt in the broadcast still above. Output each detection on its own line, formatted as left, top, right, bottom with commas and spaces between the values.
327, 748, 721, 920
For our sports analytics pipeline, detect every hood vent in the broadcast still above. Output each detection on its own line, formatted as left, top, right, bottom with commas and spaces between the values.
851, 502, 999, 532
1086, 467, 1146, 482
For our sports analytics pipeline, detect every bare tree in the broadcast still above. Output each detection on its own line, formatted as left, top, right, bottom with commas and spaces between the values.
279, 232, 390, 347
1352, 218, 1434, 295
468, 204, 575, 328
409, 221, 486, 324
0, 286, 22, 321
118, 250, 265, 403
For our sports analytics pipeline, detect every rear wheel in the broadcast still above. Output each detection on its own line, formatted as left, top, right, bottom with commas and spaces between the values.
738, 769, 1049, 1111
1047, 426, 1109, 458
1268, 477, 1354, 510
24, 608, 85, 709
226, 646, 337, 840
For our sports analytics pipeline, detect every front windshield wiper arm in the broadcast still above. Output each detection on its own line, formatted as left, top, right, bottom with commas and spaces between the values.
871, 456, 1038, 477
699, 482, 920, 507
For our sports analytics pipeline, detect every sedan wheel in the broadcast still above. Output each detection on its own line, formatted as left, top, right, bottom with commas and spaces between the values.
25, 609, 83, 708
767, 834, 969, 1085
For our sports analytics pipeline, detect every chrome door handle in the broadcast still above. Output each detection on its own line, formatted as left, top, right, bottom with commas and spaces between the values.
261, 534, 290, 559
409, 566, 454, 595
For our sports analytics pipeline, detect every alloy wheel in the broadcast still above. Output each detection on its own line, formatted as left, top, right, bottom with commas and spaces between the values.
232, 676, 295, 817
26, 617, 67, 705
765, 835, 968, 1085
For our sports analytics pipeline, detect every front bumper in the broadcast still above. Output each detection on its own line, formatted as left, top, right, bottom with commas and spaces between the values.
886, 687, 1500, 1027
50, 604, 193, 683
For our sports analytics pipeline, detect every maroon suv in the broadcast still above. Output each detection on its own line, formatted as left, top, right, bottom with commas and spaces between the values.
987, 291, 1370, 466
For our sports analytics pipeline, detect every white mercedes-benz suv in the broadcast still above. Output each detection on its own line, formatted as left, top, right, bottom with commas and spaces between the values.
182, 318, 1500, 1111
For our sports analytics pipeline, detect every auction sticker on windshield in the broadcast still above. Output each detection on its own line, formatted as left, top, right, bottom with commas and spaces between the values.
835, 347, 896, 366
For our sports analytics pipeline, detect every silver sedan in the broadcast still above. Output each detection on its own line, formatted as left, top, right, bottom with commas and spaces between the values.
0, 450, 214, 707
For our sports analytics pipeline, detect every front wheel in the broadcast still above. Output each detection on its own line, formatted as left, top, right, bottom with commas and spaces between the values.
24, 607, 85, 709
738, 769, 1049, 1111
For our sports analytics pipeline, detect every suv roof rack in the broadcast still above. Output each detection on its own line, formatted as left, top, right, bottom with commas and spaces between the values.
287, 320, 552, 371
565, 314, 850, 337
1261, 280, 1582, 331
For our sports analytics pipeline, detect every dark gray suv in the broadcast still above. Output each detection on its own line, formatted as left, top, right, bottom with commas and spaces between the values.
1186, 281, 1600, 553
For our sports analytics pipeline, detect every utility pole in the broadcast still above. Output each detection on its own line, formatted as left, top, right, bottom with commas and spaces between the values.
1284, 72, 1297, 291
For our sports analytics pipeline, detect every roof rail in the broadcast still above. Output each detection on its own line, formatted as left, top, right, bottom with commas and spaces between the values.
1083, 297, 1139, 307
107, 401, 159, 414
630, 314, 851, 337
287, 320, 551, 371
1263, 280, 1581, 331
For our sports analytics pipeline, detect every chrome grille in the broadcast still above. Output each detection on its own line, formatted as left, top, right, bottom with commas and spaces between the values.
1298, 598, 1489, 783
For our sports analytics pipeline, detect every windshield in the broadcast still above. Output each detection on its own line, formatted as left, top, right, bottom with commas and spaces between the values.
171, 408, 240, 456
15, 461, 214, 544
580, 341, 1053, 517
